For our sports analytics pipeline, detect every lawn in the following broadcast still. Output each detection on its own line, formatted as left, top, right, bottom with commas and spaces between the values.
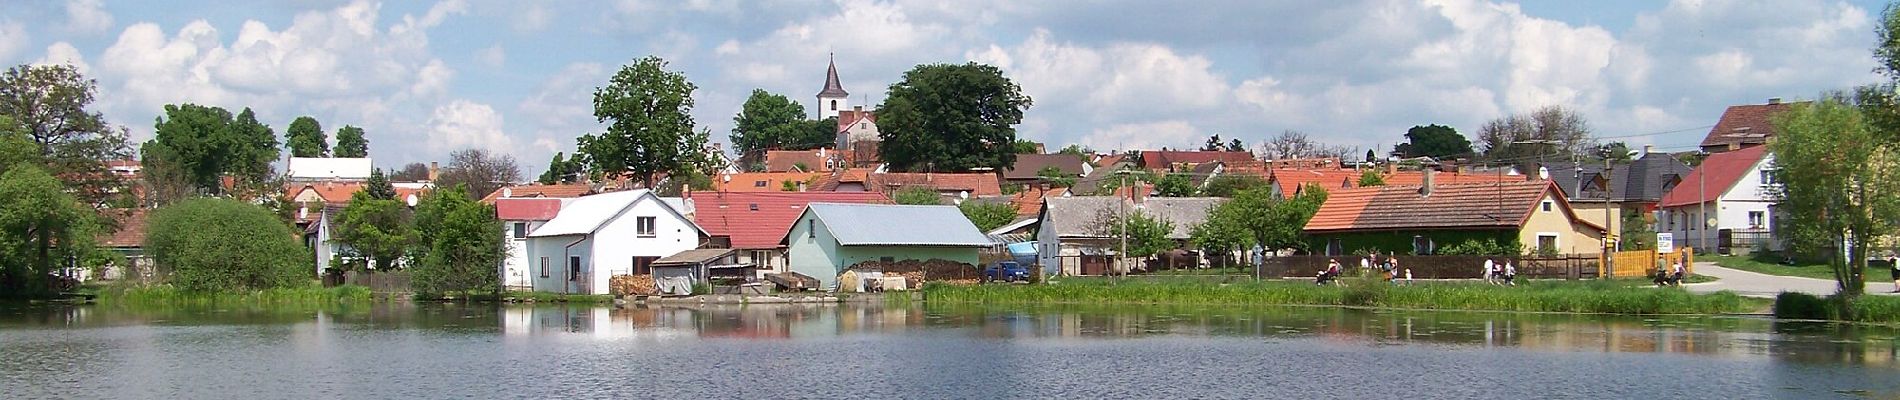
1704, 254, 1840, 281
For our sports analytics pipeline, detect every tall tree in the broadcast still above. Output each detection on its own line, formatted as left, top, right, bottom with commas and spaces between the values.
364, 168, 396, 200
410, 184, 504, 297
1010, 139, 1040, 154
335, 191, 413, 271
391, 162, 431, 181
1769, 96, 1900, 301
958, 200, 1017, 232
576, 56, 701, 187
1226, 138, 1245, 152
1200, 174, 1265, 198
143, 104, 278, 196
730, 89, 830, 158
0, 64, 133, 208
334, 125, 368, 158
538, 152, 583, 184
1094, 210, 1174, 260
1394, 124, 1473, 159
0, 165, 101, 297
285, 116, 328, 158
1203, 134, 1224, 151
436, 148, 522, 200
1476, 106, 1595, 164
877, 62, 1033, 172
1153, 173, 1196, 197
1263, 130, 1317, 160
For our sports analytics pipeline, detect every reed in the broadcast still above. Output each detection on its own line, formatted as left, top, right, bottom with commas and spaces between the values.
924, 278, 1755, 315
95, 284, 373, 307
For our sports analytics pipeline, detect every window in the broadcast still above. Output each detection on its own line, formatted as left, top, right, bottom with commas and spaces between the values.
859, 122, 867, 129
1412, 236, 1434, 255
830, 100, 838, 110
636, 216, 657, 237
539, 257, 549, 278
567, 256, 581, 281
1667, 213, 1676, 230
513, 222, 527, 239
1326, 238, 1344, 256
748, 203, 759, 211
1537, 234, 1559, 254
1748, 211, 1766, 228
808, 220, 816, 238
632, 256, 658, 275
1760, 169, 1776, 185
754, 180, 767, 187
1541, 201, 1553, 212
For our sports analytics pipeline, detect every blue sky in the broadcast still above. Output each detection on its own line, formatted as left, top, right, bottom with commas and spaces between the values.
0, 0, 1887, 175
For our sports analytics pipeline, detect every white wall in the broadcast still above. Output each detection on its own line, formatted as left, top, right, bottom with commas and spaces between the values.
528, 236, 591, 293
585, 196, 701, 295
818, 95, 847, 120
1659, 154, 1774, 250
501, 220, 548, 290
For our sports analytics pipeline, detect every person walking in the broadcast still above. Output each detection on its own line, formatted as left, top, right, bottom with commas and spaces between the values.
1888, 252, 1899, 293
1482, 258, 1495, 284
1503, 261, 1517, 286
1404, 268, 1414, 286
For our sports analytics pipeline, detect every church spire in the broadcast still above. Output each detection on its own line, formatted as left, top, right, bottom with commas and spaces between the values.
817, 53, 848, 99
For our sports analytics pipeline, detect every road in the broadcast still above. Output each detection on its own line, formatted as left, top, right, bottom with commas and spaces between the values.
1685, 262, 1899, 298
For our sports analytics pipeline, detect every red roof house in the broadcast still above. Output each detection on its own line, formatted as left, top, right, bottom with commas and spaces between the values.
694, 191, 891, 273
1699, 99, 1799, 153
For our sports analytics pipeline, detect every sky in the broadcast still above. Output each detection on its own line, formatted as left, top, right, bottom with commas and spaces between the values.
0, 0, 1888, 176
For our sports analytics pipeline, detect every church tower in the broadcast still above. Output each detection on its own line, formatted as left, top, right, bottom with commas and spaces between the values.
815, 54, 849, 120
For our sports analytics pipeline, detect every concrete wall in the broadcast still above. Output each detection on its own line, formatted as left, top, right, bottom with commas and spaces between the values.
588, 196, 700, 295
528, 236, 590, 294
786, 214, 844, 290
1519, 193, 1605, 255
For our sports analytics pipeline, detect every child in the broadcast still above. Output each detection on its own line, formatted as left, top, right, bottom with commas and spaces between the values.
1404, 268, 1414, 286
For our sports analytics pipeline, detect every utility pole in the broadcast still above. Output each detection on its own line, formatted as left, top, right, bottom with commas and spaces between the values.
1698, 151, 1708, 254
1118, 170, 1129, 280
1603, 155, 1614, 276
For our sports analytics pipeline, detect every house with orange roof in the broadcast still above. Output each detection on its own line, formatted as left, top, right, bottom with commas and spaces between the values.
712, 172, 826, 192
694, 191, 891, 275
765, 149, 837, 173
1656, 145, 1776, 254
480, 183, 594, 204
1303, 175, 1604, 257
1700, 98, 1801, 154
819, 171, 1003, 200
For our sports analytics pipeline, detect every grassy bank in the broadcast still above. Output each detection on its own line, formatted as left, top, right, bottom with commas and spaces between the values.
1704, 254, 1838, 280
925, 278, 1758, 315
93, 284, 373, 307
493, 291, 615, 304
1773, 292, 1900, 324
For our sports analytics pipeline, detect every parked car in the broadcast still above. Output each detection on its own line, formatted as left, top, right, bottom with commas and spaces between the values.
984, 261, 1030, 283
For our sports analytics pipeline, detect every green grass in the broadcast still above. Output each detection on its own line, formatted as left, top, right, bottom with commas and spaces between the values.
1705, 254, 1839, 280
925, 277, 1759, 315
94, 284, 372, 307
1774, 292, 1900, 324
498, 291, 615, 304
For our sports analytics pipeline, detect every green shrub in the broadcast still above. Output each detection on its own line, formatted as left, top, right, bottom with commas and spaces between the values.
147, 198, 312, 291
409, 185, 504, 297
1773, 292, 1836, 320
1774, 292, 1900, 323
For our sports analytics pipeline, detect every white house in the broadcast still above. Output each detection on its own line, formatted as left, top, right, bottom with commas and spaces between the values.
524, 190, 706, 295
304, 205, 353, 275
496, 197, 569, 290
1657, 145, 1777, 254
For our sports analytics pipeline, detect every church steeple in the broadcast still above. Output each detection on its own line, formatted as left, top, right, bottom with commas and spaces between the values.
816, 54, 848, 119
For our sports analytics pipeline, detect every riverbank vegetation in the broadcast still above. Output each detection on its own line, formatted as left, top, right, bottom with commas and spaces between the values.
925, 278, 1757, 315
1773, 292, 1900, 324
148, 198, 312, 291
92, 284, 371, 307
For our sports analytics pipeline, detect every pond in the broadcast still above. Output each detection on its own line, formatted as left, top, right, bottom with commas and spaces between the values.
1, 302, 1896, 399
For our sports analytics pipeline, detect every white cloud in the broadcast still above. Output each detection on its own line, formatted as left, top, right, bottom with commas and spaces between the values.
0, 21, 26, 64
474, 44, 504, 67
1082, 121, 1201, 151
427, 99, 515, 153
513, 1, 552, 32
63, 0, 114, 34
33, 42, 90, 74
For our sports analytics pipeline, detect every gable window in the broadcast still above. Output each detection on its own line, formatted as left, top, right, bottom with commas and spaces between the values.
1748, 211, 1766, 228
859, 122, 867, 129
568, 256, 582, 281
539, 257, 549, 278
808, 220, 816, 238
1541, 201, 1553, 212
1759, 169, 1777, 186
636, 216, 657, 237
513, 222, 527, 239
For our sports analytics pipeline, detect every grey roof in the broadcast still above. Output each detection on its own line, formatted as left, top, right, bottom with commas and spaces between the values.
1073, 161, 1136, 194
653, 248, 735, 266
1004, 154, 1087, 180
802, 203, 990, 247
1545, 152, 1691, 203
816, 58, 848, 98
1040, 196, 1225, 240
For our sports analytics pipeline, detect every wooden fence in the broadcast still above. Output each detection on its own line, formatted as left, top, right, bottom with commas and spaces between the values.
1604, 248, 1694, 278
1257, 254, 1600, 280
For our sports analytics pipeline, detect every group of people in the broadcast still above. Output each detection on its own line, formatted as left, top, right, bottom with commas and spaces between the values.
1317, 253, 1414, 286
1653, 257, 1687, 287
1481, 258, 1517, 286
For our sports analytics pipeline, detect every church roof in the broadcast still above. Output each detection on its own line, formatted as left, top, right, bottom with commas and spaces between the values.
817, 57, 848, 98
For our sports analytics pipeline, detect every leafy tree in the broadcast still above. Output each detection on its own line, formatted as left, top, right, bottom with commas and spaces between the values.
142, 104, 279, 196
1190, 202, 1250, 264
1057, 144, 1092, 157
1768, 97, 1900, 299
657, 168, 714, 197
1100, 210, 1174, 259
336, 191, 414, 271
877, 62, 1032, 172
538, 152, 584, 184
437, 148, 522, 200
146, 197, 309, 291
1617, 212, 1655, 251
1200, 174, 1265, 198
1595, 141, 1633, 164
364, 168, 396, 200
893, 186, 943, 205
1036, 166, 1075, 188
1226, 138, 1246, 152
1203, 134, 1224, 151
1010, 139, 1040, 154
333, 125, 368, 158
958, 200, 1017, 232
391, 162, 431, 181
0, 165, 101, 296
1476, 106, 1595, 164
730, 89, 833, 159
1357, 170, 1385, 187
0, 64, 133, 208
285, 116, 328, 158
1153, 173, 1196, 197
1201, 184, 1329, 254
1394, 124, 1473, 159
577, 56, 702, 187
409, 185, 504, 296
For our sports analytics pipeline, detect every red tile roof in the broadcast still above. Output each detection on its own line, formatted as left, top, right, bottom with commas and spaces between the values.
712, 172, 826, 192
289, 182, 430, 205
1383, 170, 1521, 186
694, 191, 891, 249
495, 198, 563, 221
480, 183, 593, 203
98, 209, 147, 248
1305, 181, 1600, 232
1269, 169, 1361, 198
1659, 145, 1769, 208
867, 172, 1003, 197
765, 149, 834, 173
1010, 187, 1067, 217
1141, 150, 1255, 171
837, 110, 876, 131
1700, 101, 1799, 151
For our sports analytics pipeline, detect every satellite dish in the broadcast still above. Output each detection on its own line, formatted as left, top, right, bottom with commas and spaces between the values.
502, 187, 513, 198
406, 194, 419, 207
959, 190, 970, 199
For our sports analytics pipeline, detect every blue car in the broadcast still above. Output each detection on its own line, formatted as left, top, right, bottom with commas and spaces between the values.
984, 261, 1030, 283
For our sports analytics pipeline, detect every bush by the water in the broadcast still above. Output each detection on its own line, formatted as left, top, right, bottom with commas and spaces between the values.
926, 278, 1753, 315
409, 185, 504, 297
1773, 292, 1900, 323
146, 198, 312, 291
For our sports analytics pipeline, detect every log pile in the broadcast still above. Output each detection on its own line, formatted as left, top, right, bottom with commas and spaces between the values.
610, 274, 657, 296
846, 258, 981, 287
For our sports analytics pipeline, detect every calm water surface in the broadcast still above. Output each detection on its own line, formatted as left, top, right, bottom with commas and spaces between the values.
1, 302, 1897, 399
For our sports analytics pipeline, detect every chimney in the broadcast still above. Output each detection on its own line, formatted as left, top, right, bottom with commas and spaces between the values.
853, 105, 863, 112
428, 162, 439, 182
1420, 168, 1435, 197
1768, 97, 1782, 105
1643, 144, 1654, 154
1385, 162, 1397, 175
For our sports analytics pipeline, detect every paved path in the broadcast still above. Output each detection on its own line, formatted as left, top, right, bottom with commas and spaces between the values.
1685, 262, 1899, 298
